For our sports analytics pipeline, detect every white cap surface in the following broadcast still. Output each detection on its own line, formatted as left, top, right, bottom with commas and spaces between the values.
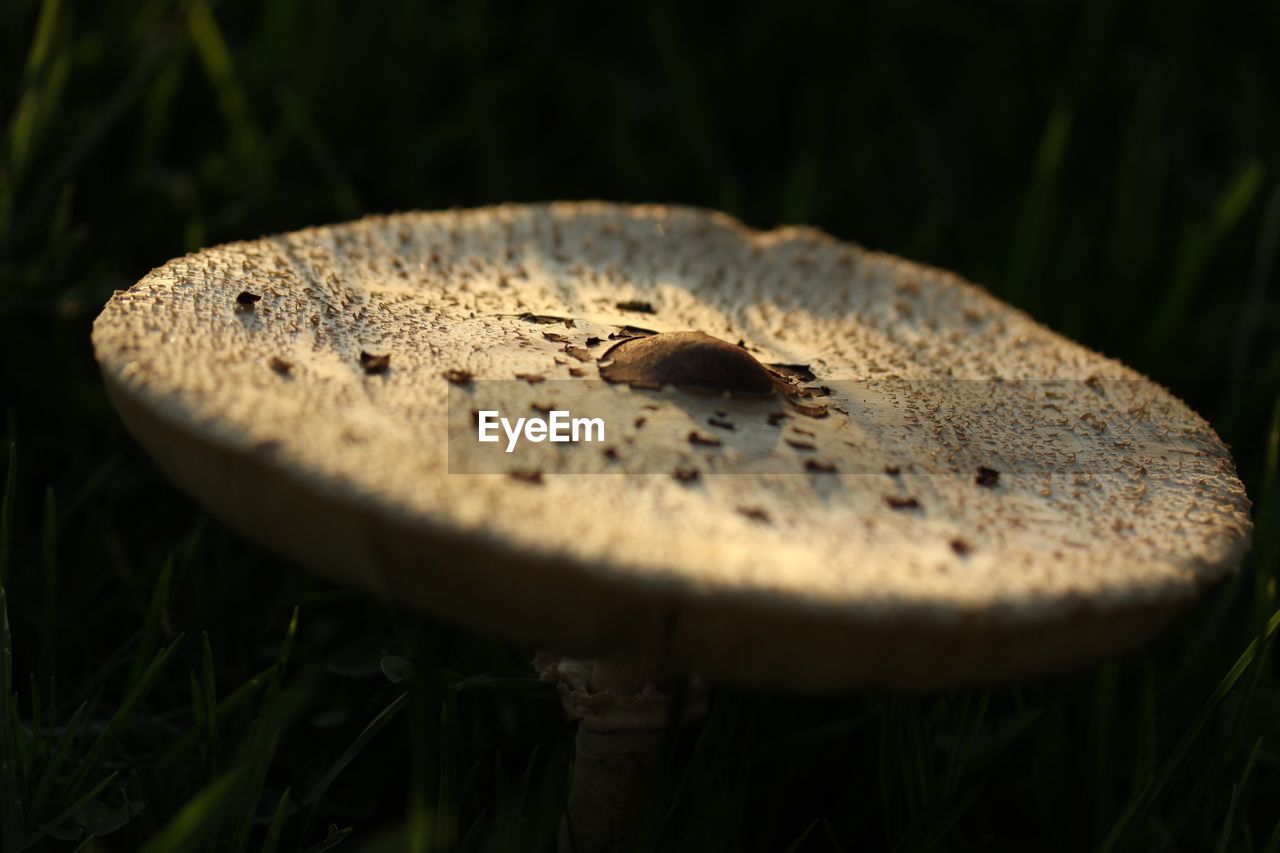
92, 203, 1252, 689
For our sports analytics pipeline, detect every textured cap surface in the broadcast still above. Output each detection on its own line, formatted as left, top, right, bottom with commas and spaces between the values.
92, 203, 1252, 690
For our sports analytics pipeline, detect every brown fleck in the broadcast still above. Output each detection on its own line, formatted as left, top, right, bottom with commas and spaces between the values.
585, 336, 603, 347
360, 351, 391, 374
738, 506, 770, 523
788, 400, 829, 418
564, 345, 594, 362
616, 299, 656, 314
236, 290, 262, 308
767, 412, 787, 426
603, 447, 620, 461
975, 466, 1000, 488
568, 366, 586, 377
689, 431, 721, 447
1079, 411, 1108, 431
442, 368, 472, 385
786, 437, 816, 450
884, 464, 902, 476
708, 416, 735, 430
269, 356, 292, 376
515, 372, 545, 384
768, 363, 817, 383
792, 426, 815, 437
791, 385, 832, 398
509, 470, 543, 484
519, 313, 575, 327
531, 402, 553, 414
950, 538, 972, 556
673, 466, 700, 483
885, 495, 921, 510
542, 332, 571, 344
608, 325, 658, 340
805, 459, 837, 473
1084, 374, 1104, 394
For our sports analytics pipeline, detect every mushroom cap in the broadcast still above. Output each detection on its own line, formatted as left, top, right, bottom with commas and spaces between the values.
92, 203, 1252, 691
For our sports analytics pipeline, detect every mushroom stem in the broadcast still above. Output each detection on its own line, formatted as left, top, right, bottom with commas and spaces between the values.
562, 725, 664, 852
535, 653, 709, 853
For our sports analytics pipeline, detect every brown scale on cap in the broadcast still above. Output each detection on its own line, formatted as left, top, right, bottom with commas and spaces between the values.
673, 466, 700, 484
688, 430, 721, 447
359, 351, 390, 375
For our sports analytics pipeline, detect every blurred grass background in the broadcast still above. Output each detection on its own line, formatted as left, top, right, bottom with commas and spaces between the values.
1, 0, 1278, 850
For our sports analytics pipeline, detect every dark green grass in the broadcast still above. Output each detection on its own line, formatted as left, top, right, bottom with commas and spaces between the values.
2, 0, 1279, 850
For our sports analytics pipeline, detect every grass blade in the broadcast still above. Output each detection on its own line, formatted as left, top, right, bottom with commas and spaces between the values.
0, 443, 23, 847
1, 442, 15, 585
260, 786, 290, 853
228, 728, 280, 851
127, 556, 173, 691
1099, 607, 1280, 852
1144, 159, 1266, 354
18, 771, 115, 851
300, 689, 410, 848
1215, 738, 1261, 853
0, 571, 23, 851
306, 691, 409, 810
226, 609, 296, 852
39, 487, 57, 679
185, 0, 261, 163
1265, 816, 1280, 853
61, 635, 183, 806
302, 824, 353, 853
140, 770, 242, 853
1005, 103, 1072, 305
781, 818, 819, 853
28, 674, 42, 761
30, 699, 87, 817
201, 632, 218, 777
159, 663, 273, 768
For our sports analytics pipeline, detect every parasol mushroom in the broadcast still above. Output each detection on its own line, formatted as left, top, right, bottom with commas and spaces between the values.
92, 203, 1252, 851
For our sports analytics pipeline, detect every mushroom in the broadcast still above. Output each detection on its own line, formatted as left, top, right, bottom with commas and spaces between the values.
92, 203, 1252, 851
